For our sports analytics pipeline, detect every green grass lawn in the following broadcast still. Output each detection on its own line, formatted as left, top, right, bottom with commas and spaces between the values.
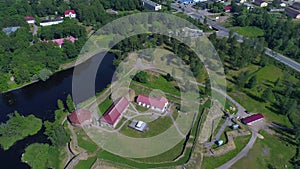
135, 74, 181, 96
230, 26, 264, 37
74, 128, 99, 153
97, 143, 192, 169
202, 135, 251, 169
231, 131, 296, 169
75, 157, 97, 169
120, 111, 178, 138
98, 96, 113, 116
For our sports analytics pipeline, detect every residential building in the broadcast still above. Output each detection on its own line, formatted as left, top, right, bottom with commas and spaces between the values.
285, 7, 300, 19
136, 94, 168, 112
100, 97, 129, 128
24, 16, 35, 24
292, 2, 300, 10
40, 18, 64, 26
241, 113, 264, 125
68, 109, 92, 126
254, 0, 268, 7
64, 9, 76, 18
142, 0, 162, 11
44, 36, 77, 48
2, 26, 20, 35
224, 6, 232, 12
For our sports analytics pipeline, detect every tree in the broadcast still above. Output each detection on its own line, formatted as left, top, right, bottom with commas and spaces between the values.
22, 143, 50, 169
38, 68, 52, 81
132, 71, 148, 83
66, 94, 75, 112
274, 78, 280, 87
247, 75, 257, 89
261, 88, 272, 102
236, 71, 249, 88
165, 73, 174, 82
204, 78, 211, 95
57, 99, 64, 110
44, 121, 70, 147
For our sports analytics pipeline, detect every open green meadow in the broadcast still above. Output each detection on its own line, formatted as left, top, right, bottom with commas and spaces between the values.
231, 131, 296, 169
230, 26, 264, 37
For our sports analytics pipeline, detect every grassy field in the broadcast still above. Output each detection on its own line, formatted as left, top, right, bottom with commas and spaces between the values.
137, 74, 181, 96
230, 26, 264, 37
231, 131, 296, 169
202, 135, 251, 169
120, 110, 178, 138
75, 157, 97, 169
227, 65, 297, 127
98, 96, 113, 116
74, 128, 99, 153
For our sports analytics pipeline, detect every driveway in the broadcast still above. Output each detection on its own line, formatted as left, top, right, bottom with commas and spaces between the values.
216, 131, 257, 169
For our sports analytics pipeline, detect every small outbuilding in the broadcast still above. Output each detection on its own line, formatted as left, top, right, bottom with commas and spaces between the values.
128, 120, 148, 132
216, 140, 224, 146
241, 113, 264, 125
231, 124, 239, 130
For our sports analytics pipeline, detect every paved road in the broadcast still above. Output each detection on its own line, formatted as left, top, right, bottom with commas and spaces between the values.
216, 131, 257, 169
171, 3, 300, 73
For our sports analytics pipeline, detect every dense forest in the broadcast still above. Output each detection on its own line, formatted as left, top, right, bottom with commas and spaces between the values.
0, 0, 146, 92
230, 4, 300, 62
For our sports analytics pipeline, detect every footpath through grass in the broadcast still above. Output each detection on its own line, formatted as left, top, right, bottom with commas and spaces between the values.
201, 135, 251, 169
231, 131, 296, 169
75, 157, 97, 169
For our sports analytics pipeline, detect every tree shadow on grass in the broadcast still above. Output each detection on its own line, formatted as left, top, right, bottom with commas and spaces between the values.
243, 90, 265, 103
269, 122, 297, 146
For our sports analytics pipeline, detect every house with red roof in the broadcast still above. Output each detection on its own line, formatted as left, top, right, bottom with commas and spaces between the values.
68, 109, 92, 126
136, 94, 168, 112
224, 6, 232, 13
25, 16, 35, 24
241, 113, 264, 125
100, 97, 129, 128
45, 36, 77, 48
64, 10, 76, 18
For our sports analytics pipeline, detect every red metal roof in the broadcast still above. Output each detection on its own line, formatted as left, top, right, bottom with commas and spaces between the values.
224, 6, 232, 10
64, 9, 76, 15
136, 94, 168, 110
24, 16, 34, 21
44, 36, 77, 47
242, 113, 264, 124
68, 109, 92, 125
100, 97, 129, 126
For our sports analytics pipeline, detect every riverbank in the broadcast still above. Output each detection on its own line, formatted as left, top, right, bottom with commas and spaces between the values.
2, 48, 110, 94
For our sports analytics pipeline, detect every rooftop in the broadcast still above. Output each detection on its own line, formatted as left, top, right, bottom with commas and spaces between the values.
136, 94, 168, 110
68, 109, 92, 125
100, 97, 129, 126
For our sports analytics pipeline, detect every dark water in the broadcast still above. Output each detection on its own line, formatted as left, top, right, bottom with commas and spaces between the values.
0, 53, 115, 169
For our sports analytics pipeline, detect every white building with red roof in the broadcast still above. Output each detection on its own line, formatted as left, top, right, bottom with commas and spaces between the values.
241, 113, 264, 125
136, 94, 168, 112
100, 97, 129, 128
68, 109, 92, 126
24, 16, 35, 24
45, 36, 77, 48
64, 10, 76, 18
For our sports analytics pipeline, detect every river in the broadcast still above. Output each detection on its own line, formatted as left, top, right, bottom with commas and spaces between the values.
0, 53, 116, 169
